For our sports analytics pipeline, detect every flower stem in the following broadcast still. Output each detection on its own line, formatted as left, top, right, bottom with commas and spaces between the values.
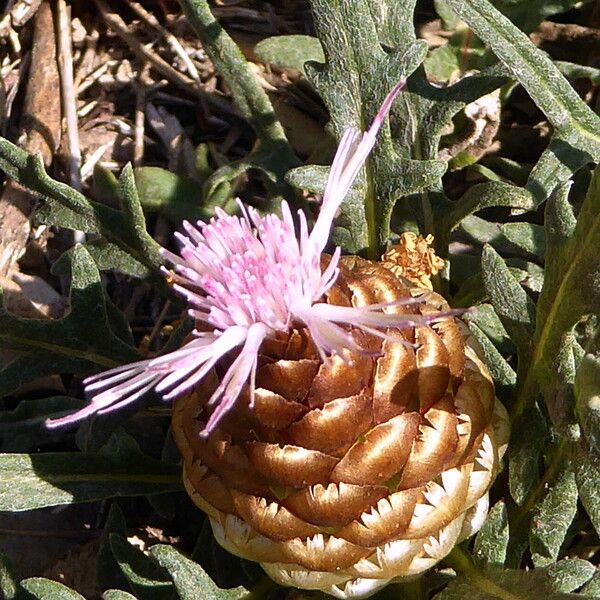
444, 546, 521, 600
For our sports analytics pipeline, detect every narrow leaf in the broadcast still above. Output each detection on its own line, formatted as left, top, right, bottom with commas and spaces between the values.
530, 467, 578, 566
109, 535, 174, 600
0, 550, 18, 600
473, 500, 509, 566
0, 453, 182, 511
574, 445, 600, 537
103, 592, 139, 600
20, 578, 86, 600
508, 402, 548, 504
481, 245, 536, 378
575, 353, 600, 455
149, 545, 250, 600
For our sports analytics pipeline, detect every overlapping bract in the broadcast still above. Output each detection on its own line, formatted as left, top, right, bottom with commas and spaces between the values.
173, 257, 509, 599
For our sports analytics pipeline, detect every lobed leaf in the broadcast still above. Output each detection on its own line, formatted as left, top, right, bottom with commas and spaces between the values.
514, 169, 600, 431
0, 246, 139, 397
254, 35, 324, 76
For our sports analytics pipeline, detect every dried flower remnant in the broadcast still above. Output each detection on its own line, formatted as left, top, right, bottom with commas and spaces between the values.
382, 232, 445, 290
46, 81, 452, 435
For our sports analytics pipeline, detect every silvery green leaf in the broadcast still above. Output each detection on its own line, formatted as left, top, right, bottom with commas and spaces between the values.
574, 445, 600, 537
0, 550, 17, 600
465, 304, 513, 354
20, 578, 86, 600
580, 572, 600, 597
306, 0, 449, 253
473, 500, 509, 566
438, 182, 534, 243
556, 61, 600, 85
508, 402, 549, 505
103, 592, 139, 600
575, 353, 600, 454
530, 466, 578, 567
109, 535, 175, 600
0, 453, 181, 511
500, 223, 546, 258
433, 562, 591, 599
150, 545, 250, 600
445, 0, 600, 207
467, 323, 516, 393
544, 558, 597, 593
513, 170, 600, 433
481, 245, 536, 379
0, 246, 139, 397
254, 35, 324, 76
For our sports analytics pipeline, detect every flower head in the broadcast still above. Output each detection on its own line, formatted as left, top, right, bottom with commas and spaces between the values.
48, 81, 454, 436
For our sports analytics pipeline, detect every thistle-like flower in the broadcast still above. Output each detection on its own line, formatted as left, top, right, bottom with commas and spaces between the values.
48, 82, 451, 436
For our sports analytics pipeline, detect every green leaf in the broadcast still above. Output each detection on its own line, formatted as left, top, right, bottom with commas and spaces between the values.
20, 578, 85, 600
179, 0, 298, 210
435, 556, 596, 599
530, 466, 578, 566
306, 0, 440, 255
465, 304, 513, 354
150, 545, 250, 600
118, 165, 164, 268
499, 223, 546, 258
109, 535, 175, 600
445, 0, 600, 207
254, 35, 324, 75
0, 396, 85, 452
0, 246, 139, 397
575, 353, 600, 453
97, 503, 130, 592
494, 0, 593, 32
473, 500, 509, 566
556, 61, 600, 86
0, 139, 165, 275
480, 245, 536, 382
511, 170, 600, 431
103, 591, 139, 600
508, 402, 548, 504
467, 323, 516, 393
580, 572, 600, 597
134, 167, 205, 217
574, 445, 600, 537
83, 239, 150, 279
0, 452, 182, 511
436, 182, 534, 245
544, 558, 596, 593
0, 550, 18, 600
